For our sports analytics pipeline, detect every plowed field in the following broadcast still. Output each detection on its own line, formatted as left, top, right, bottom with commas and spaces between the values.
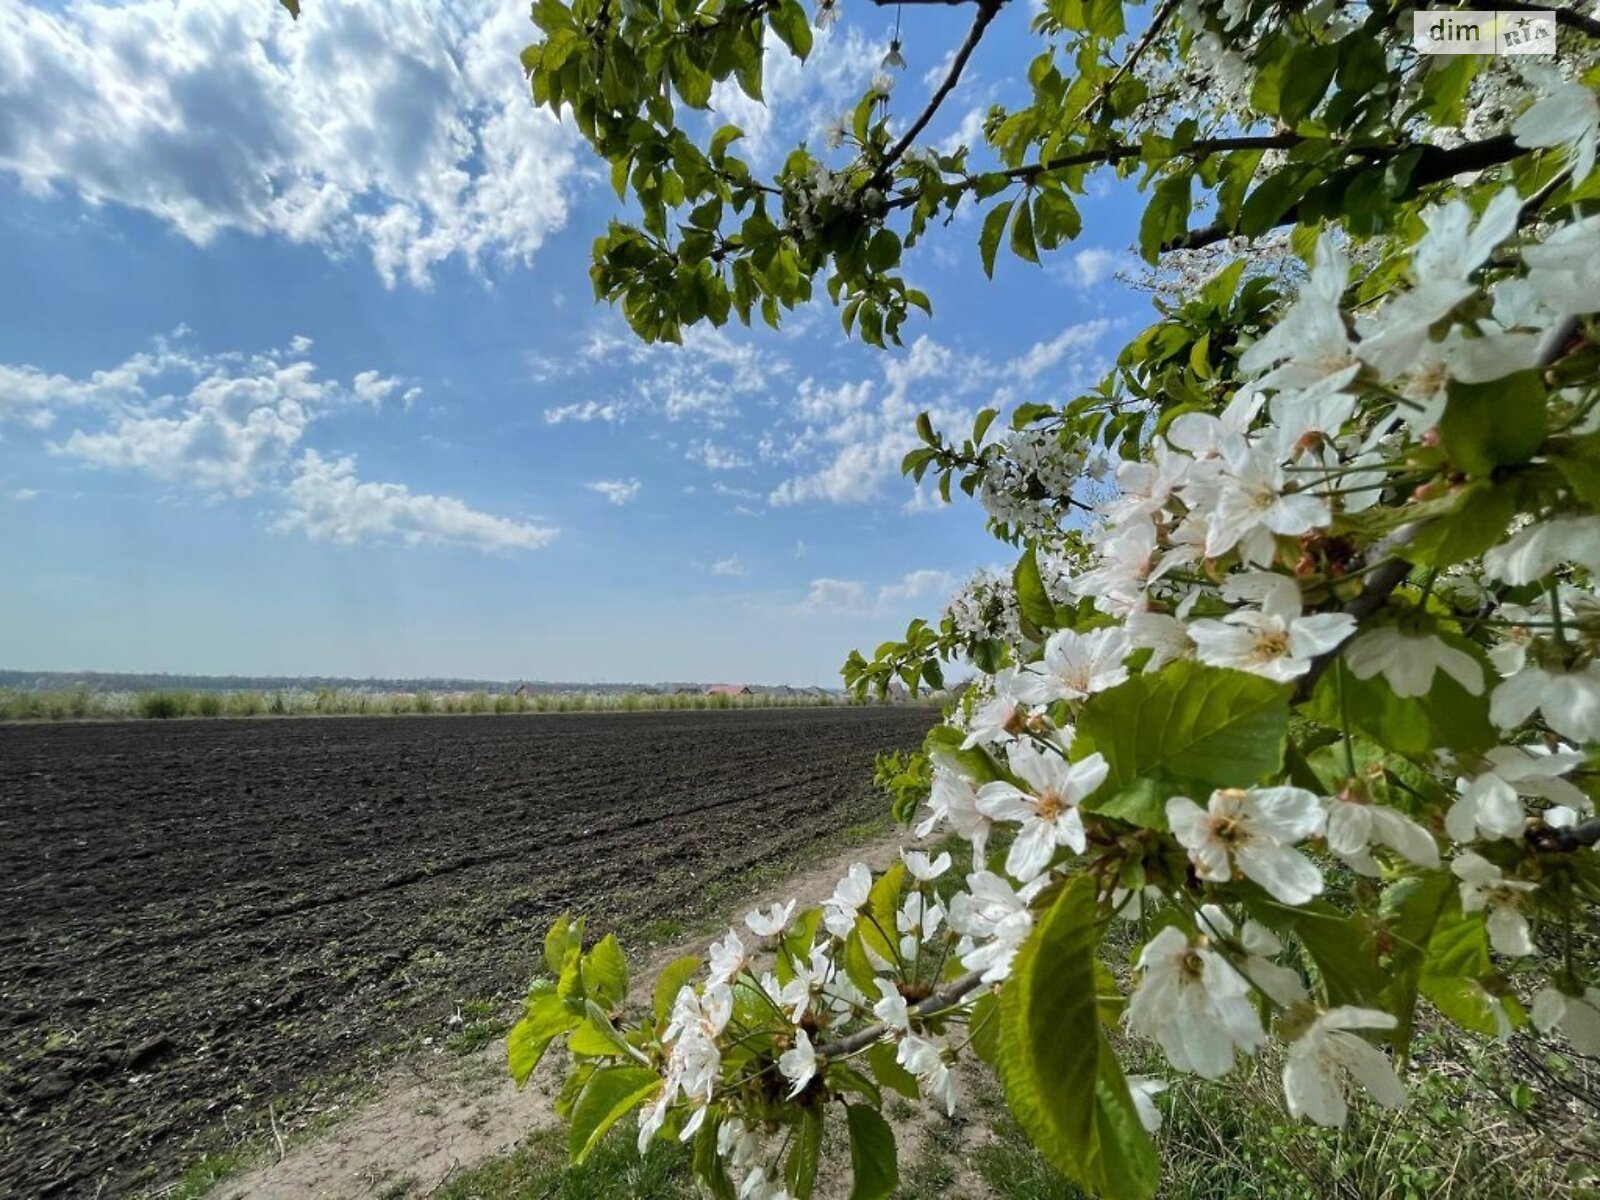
0, 706, 935, 1197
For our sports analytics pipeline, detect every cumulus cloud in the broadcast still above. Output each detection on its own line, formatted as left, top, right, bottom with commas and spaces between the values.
33, 334, 409, 496
768, 335, 984, 507
544, 400, 622, 426
688, 439, 750, 471
276, 450, 557, 551
1066, 246, 1128, 288
794, 569, 954, 615
8, 330, 547, 553
1008, 318, 1112, 382
711, 555, 746, 576
587, 478, 641, 505
802, 577, 868, 613
877, 568, 958, 606
0, 0, 579, 286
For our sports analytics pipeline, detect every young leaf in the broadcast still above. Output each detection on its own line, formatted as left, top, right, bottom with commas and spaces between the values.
568, 1065, 662, 1162
980, 199, 1016, 278
654, 956, 702, 1023
784, 1108, 825, 1198
508, 992, 581, 1085
1078, 662, 1292, 821
581, 933, 629, 1010
845, 1104, 900, 1200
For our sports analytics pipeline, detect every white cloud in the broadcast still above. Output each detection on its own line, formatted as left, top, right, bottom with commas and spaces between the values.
793, 569, 956, 615
0, 0, 579, 286
769, 335, 983, 507
1067, 246, 1128, 288
8, 330, 544, 553
877, 568, 957, 606
688, 439, 749, 471
544, 400, 622, 425
1008, 319, 1112, 382
36, 335, 409, 496
587, 478, 641, 506
276, 450, 557, 552
11, 488, 38, 502
711, 555, 746, 576
802, 577, 868, 613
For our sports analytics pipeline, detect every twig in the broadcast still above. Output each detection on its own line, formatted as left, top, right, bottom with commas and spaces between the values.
1163, 134, 1523, 253
878, 0, 1005, 179
1075, 0, 1181, 127
269, 1103, 287, 1162
816, 968, 986, 1057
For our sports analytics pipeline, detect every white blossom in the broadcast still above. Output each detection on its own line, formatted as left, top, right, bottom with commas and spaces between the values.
1491, 661, 1600, 743
1128, 1076, 1168, 1133
1239, 234, 1359, 389
1532, 986, 1600, 1054
1282, 1007, 1405, 1126
902, 849, 953, 881
1452, 851, 1538, 956
822, 862, 873, 938
1127, 925, 1265, 1078
1513, 70, 1600, 184
1018, 625, 1132, 703
976, 743, 1109, 881
1342, 626, 1484, 698
778, 1028, 817, 1098
1188, 574, 1355, 683
1167, 786, 1327, 904
1325, 793, 1440, 875
949, 870, 1044, 983
1448, 744, 1588, 842
745, 900, 798, 939
916, 762, 995, 861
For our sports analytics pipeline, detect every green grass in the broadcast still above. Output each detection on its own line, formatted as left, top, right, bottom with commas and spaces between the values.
168, 1149, 251, 1200
433, 1124, 695, 1200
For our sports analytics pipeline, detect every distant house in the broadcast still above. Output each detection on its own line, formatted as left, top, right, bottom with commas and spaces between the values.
707, 684, 754, 697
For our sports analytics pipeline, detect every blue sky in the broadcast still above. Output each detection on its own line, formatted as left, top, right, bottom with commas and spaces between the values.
0, 0, 1149, 684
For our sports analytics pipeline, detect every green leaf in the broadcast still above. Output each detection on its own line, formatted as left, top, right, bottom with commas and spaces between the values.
867, 1039, 921, 1100
569, 1065, 662, 1163
998, 875, 1119, 1193
508, 991, 580, 1085
545, 912, 579, 976
784, 1108, 824, 1198
1405, 480, 1521, 568
1243, 890, 1386, 1008
1303, 656, 1495, 756
1078, 662, 1291, 825
770, 0, 814, 60
980, 200, 1015, 278
710, 124, 745, 163
694, 1116, 738, 1200
1439, 370, 1547, 476
861, 862, 907, 962
1009, 195, 1039, 264
1138, 173, 1191, 262
654, 956, 702, 1024
277, 0, 300, 16
1013, 546, 1058, 631
1087, 1047, 1161, 1200
1279, 43, 1339, 124
582, 934, 629, 1010
569, 1003, 636, 1057
845, 1104, 899, 1200
1379, 871, 1455, 1054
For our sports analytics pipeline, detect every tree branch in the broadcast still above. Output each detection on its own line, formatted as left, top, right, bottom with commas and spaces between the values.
817, 969, 987, 1058
878, 0, 1006, 179
1163, 133, 1523, 253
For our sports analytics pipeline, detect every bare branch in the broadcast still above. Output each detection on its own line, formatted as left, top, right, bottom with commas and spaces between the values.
878, 0, 1006, 179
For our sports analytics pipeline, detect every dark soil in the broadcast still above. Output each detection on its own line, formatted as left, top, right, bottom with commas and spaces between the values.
0, 706, 935, 1198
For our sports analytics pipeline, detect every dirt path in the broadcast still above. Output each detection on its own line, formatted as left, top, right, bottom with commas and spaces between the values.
217, 827, 933, 1199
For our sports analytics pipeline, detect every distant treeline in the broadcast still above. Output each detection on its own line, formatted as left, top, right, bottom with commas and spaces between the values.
0, 686, 934, 723
0, 669, 825, 697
